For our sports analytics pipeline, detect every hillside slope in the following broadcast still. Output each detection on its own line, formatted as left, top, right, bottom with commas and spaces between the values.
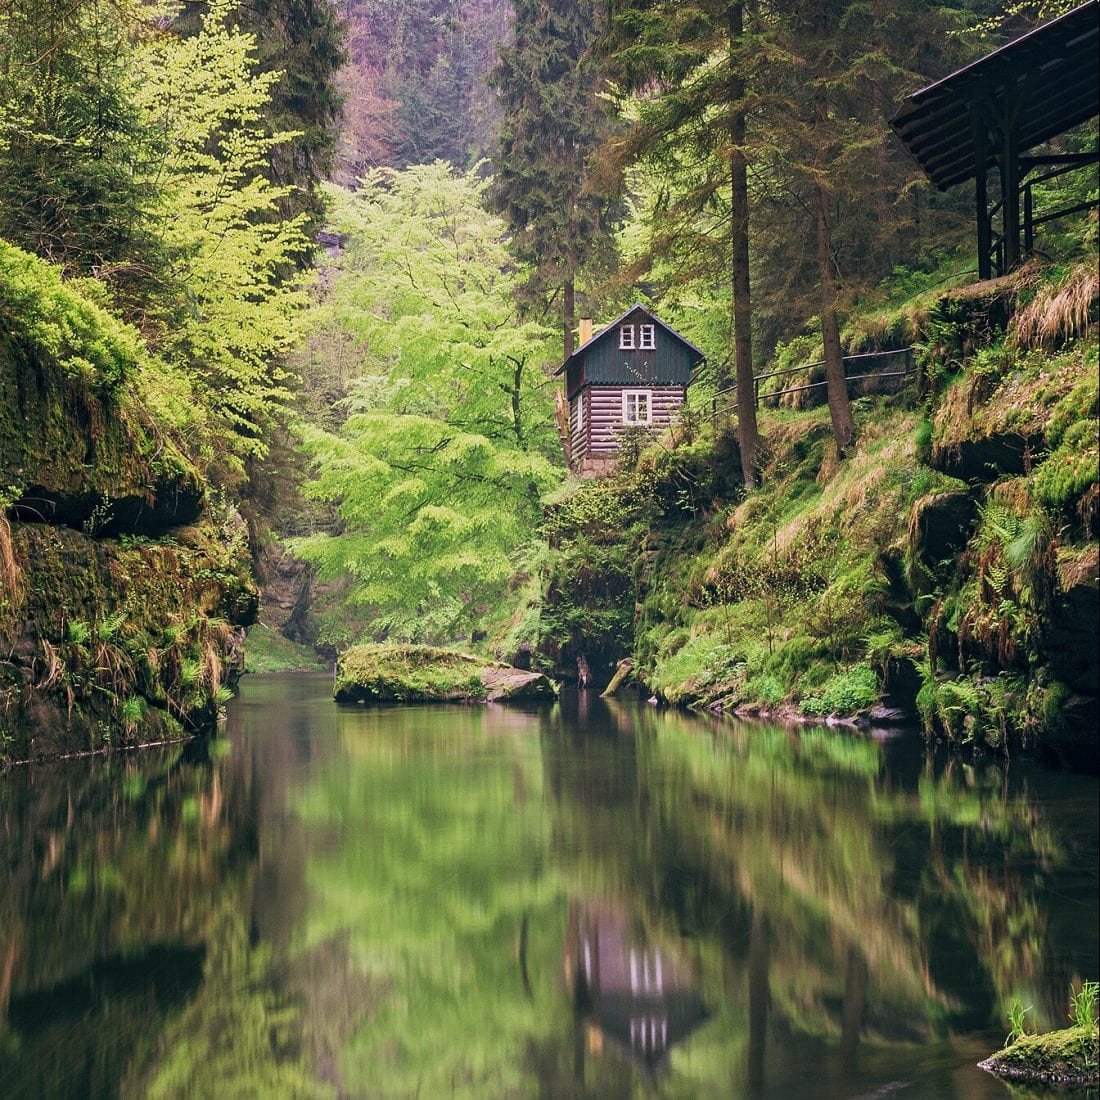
523, 265, 1098, 767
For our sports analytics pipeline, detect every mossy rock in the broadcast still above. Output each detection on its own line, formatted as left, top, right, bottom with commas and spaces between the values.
0, 520, 256, 762
906, 489, 977, 594
0, 278, 202, 538
978, 1025, 1099, 1086
1048, 546, 1100, 693
334, 644, 557, 705
929, 340, 1095, 485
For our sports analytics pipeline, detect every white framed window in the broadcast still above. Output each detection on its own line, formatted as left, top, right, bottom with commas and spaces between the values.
639, 323, 656, 350
619, 324, 635, 350
622, 390, 652, 425
573, 393, 584, 434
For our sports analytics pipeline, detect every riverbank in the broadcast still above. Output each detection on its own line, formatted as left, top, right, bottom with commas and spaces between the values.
517, 267, 1098, 764
1, 245, 256, 763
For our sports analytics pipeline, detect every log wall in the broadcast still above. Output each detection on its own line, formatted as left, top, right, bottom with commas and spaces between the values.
569, 386, 686, 472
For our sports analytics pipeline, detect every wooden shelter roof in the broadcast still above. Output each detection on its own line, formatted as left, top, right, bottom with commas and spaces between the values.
890, 1, 1099, 190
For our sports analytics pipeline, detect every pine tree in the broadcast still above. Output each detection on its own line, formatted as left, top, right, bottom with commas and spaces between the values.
489, 0, 618, 359
0, 0, 158, 291
595, 0, 762, 485
759, 0, 961, 456
810, 0, 856, 456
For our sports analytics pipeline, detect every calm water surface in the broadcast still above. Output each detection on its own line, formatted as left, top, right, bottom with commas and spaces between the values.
1, 672, 1097, 1099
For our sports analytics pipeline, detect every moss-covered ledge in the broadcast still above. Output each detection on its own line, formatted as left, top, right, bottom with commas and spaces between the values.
334, 644, 557, 704
978, 1025, 1099, 1087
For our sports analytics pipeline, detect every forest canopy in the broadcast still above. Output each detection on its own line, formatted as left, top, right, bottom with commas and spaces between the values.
2, 0, 1095, 648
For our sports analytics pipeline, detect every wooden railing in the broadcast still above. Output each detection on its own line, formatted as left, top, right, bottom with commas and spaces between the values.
707, 347, 916, 414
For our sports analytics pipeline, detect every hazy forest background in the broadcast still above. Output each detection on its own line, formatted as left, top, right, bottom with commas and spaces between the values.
1, 0, 1096, 653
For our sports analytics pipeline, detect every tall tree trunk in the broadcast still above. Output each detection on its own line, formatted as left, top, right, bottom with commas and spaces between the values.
563, 166, 578, 362
871, 0, 893, 279
563, 274, 575, 361
813, 0, 856, 457
729, 0, 760, 488
746, 909, 769, 1090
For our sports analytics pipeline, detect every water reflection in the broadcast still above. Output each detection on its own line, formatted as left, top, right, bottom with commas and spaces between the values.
0, 675, 1095, 1099
567, 901, 707, 1069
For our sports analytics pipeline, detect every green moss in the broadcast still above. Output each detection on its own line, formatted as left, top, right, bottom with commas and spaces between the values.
334, 643, 558, 705
979, 1025, 1098, 1085
244, 624, 327, 673
0, 240, 141, 390
1033, 415, 1099, 517
1, 242, 205, 535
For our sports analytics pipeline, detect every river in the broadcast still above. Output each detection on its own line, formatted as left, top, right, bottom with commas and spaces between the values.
1, 672, 1097, 1099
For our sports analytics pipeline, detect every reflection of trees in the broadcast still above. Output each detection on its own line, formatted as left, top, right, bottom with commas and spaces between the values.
4, 677, 1079, 1099
538, 695, 1072, 1092
121, 895, 330, 1099
287, 703, 569, 1098
0, 740, 245, 1096
0, 708, 319, 1099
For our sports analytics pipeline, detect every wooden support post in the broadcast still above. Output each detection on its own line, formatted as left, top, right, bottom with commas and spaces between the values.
1001, 83, 1021, 272
972, 107, 992, 280
1024, 183, 1034, 256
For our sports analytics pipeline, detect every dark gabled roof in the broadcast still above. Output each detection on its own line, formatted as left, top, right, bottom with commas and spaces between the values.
890, 1, 1099, 190
555, 303, 705, 376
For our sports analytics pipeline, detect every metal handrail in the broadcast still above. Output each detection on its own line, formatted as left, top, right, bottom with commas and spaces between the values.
711, 347, 914, 403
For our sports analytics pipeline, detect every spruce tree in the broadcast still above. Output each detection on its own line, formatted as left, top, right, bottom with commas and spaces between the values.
0, 0, 158, 289
489, 0, 617, 359
596, 0, 762, 485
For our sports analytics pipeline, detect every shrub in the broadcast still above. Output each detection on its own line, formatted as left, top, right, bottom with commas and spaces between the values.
800, 662, 879, 716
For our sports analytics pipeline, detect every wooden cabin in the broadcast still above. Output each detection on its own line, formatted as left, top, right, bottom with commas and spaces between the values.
557, 304, 704, 477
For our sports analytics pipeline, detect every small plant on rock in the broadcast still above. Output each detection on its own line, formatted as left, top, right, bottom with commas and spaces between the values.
1071, 981, 1099, 1030
1006, 996, 1033, 1046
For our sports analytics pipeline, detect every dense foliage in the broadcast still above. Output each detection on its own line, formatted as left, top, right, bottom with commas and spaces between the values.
0, 0, 341, 479
289, 166, 563, 641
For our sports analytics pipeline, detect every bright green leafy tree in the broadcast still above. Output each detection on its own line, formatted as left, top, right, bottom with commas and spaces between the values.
290, 165, 564, 641
133, 0, 313, 471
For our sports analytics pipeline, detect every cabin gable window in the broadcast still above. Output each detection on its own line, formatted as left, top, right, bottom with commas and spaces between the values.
639, 323, 656, 350
619, 325, 636, 350
622, 390, 652, 425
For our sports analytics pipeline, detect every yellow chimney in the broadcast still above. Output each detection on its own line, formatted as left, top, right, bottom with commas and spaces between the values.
579, 318, 593, 345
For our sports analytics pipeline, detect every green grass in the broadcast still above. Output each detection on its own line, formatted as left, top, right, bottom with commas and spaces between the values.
244, 624, 327, 673
982, 983, 1099, 1086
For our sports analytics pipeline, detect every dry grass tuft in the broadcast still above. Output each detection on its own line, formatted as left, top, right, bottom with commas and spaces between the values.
990, 477, 1033, 514
34, 640, 65, 691
1079, 482, 1099, 535
0, 515, 23, 617
94, 641, 135, 694
1011, 264, 1099, 350
199, 639, 224, 691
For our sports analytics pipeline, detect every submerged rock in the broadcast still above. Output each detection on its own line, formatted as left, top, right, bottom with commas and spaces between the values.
334, 644, 557, 705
